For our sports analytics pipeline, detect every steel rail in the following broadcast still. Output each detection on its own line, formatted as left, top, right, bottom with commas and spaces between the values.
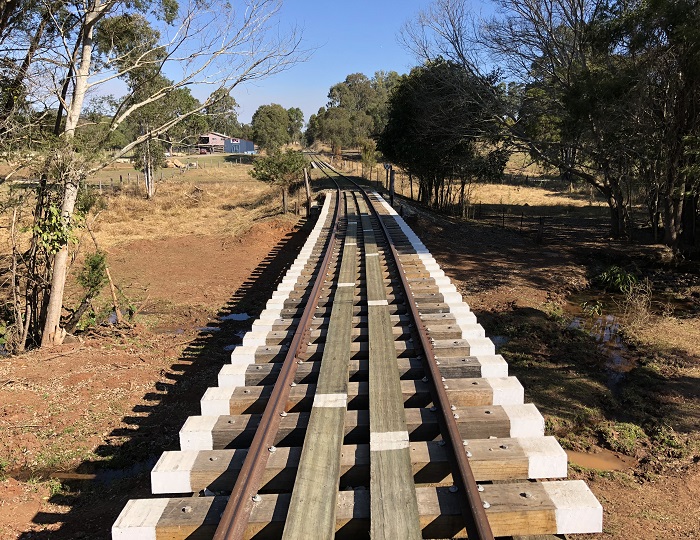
213, 185, 342, 540
317, 160, 495, 540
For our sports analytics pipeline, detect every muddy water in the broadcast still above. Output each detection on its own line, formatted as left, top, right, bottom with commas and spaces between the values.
569, 313, 636, 373
566, 448, 637, 471
565, 292, 639, 387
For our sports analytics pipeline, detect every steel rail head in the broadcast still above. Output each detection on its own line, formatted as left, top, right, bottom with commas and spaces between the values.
213, 185, 342, 540
317, 160, 495, 540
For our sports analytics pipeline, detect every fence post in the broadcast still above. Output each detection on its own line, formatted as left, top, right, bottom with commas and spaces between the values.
304, 168, 312, 216
390, 169, 395, 208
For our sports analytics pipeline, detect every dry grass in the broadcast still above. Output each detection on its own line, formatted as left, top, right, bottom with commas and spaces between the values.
503, 151, 548, 176
90, 158, 254, 185
468, 183, 606, 207
93, 178, 288, 247
634, 316, 700, 362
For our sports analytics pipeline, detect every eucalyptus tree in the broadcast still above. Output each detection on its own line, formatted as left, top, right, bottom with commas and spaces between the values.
252, 103, 292, 152
204, 89, 240, 138
287, 107, 304, 145
1, 0, 307, 348
308, 71, 401, 152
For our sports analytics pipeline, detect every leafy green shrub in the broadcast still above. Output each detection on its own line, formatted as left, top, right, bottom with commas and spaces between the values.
650, 425, 687, 459
596, 265, 638, 293
78, 251, 108, 296
581, 299, 603, 317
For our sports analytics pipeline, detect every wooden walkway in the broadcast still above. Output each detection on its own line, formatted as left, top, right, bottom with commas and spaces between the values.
112, 170, 602, 539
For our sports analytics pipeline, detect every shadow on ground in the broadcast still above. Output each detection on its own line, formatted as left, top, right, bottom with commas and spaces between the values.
22, 214, 316, 539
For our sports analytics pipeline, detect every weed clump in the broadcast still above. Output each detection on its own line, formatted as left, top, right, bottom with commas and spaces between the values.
599, 421, 647, 455
596, 265, 638, 293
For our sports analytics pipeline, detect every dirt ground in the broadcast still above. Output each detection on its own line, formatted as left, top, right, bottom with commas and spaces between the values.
0, 213, 309, 539
1, 174, 699, 538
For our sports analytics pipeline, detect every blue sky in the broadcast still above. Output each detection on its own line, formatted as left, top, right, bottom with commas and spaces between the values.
231, 0, 431, 124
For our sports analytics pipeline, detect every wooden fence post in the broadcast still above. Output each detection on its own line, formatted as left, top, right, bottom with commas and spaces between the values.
304, 168, 312, 216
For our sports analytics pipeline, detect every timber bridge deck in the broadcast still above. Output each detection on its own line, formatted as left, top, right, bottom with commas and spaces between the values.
112, 162, 602, 539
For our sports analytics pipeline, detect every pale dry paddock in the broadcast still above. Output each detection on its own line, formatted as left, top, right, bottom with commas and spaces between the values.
331, 161, 606, 210
468, 182, 606, 208
93, 177, 291, 248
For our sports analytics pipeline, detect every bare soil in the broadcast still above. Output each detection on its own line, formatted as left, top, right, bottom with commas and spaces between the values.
0, 176, 699, 539
0, 214, 310, 539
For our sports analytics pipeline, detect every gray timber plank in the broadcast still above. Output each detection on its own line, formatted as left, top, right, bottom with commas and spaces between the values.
242, 356, 489, 386
116, 482, 601, 538
361, 200, 421, 540
283, 193, 357, 539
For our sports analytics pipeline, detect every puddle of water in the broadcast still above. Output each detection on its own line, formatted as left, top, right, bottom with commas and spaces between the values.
566, 449, 637, 471
220, 312, 251, 321
199, 326, 222, 333
491, 335, 509, 351
569, 314, 636, 374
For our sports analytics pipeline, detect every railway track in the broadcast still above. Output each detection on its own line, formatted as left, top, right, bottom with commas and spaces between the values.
113, 161, 602, 539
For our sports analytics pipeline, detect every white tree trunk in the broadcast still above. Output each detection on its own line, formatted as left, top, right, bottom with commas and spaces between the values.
64, 13, 97, 135
41, 179, 80, 346
41, 11, 99, 347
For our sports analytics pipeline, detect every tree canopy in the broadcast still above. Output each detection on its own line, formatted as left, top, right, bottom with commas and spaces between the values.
379, 59, 508, 209
398, 0, 700, 247
305, 71, 401, 153
251, 103, 305, 152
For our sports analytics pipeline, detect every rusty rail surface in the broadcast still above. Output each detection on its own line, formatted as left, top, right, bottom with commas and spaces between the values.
212, 185, 342, 540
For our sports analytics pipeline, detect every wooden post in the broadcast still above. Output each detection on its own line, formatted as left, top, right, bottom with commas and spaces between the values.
389, 169, 395, 207
303, 168, 312, 216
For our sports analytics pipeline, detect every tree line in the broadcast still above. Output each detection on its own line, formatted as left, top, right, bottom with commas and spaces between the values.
312, 0, 699, 252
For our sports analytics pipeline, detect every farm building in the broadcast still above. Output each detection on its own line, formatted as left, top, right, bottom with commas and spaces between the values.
197, 132, 228, 153
224, 137, 256, 154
